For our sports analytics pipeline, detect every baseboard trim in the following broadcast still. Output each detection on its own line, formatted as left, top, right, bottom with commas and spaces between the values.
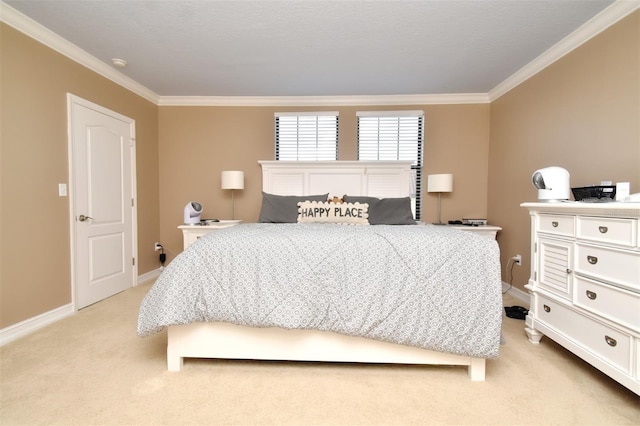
502, 282, 529, 305
0, 303, 74, 347
137, 268, 162, 285
1, 269, 163, 347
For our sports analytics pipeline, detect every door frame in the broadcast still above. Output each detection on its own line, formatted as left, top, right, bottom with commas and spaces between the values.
66, 94, 138, 310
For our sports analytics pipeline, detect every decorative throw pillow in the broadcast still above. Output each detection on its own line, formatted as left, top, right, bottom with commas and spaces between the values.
258, 192, 329, 223
342, 196, 416, 225
297, 201, 369, 225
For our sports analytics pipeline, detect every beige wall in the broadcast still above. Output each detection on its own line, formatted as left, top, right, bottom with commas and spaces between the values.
2, 10, 638, 330
488, 11, 640, 292
157, 104, 490, 261
0, 24, 160, 327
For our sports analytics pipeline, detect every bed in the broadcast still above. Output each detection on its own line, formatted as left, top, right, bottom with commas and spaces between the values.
138, 161, 502, 380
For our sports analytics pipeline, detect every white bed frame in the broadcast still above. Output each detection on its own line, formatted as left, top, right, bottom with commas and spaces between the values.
166, 161, 487, 380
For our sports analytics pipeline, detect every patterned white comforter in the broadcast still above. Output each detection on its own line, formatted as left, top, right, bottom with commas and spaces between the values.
137, 223, 503, 358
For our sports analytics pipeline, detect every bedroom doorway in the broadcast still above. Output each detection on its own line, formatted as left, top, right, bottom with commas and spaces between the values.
67, 95, 137, 309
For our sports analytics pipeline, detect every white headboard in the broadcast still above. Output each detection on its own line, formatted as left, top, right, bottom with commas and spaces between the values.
259, 161, 413, 198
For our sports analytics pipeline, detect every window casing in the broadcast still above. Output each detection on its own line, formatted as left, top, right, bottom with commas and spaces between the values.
357, 111, 424, 219
275, 112, 338, 161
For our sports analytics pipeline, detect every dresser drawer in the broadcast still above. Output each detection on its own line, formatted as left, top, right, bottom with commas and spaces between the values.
577, 216, 637, 247
536, 295, 632, 374
179, 221, 241, 249
182, 228, 213, 248
574, 275, 640, 332
575, 243, 640, 291
538, 214, 575, 237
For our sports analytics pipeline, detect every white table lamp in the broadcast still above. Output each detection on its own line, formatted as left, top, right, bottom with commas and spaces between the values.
221, 170, 244, 219
427, 174, 453, 225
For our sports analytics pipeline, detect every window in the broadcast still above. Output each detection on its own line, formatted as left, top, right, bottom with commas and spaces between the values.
275, 112, 338, 161
357, 111, 424, 219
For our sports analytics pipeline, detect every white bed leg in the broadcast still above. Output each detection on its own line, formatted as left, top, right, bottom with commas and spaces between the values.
167, 352, 183, 372
468, 358, 486, 381
167, 333, 183, 372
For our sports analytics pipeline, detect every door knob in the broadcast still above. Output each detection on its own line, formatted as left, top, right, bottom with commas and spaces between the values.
78, 214, 94, 222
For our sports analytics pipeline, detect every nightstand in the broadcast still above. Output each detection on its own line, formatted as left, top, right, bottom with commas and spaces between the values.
178, 220, 241, 249
449, 224, 502, 239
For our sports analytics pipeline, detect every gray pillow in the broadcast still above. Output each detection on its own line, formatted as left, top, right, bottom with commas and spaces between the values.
258, 192, 329, 223
343, 196, 416, 225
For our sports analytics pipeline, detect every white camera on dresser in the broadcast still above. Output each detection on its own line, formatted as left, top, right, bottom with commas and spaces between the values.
521, 202, 640, 395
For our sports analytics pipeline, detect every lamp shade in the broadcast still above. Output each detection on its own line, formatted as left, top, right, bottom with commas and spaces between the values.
221, 171, 244, 190
427, 174, 453, 193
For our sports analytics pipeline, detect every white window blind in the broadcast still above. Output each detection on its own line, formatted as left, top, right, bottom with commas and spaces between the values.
357, 110, 424, 219
275, 112, 338, 161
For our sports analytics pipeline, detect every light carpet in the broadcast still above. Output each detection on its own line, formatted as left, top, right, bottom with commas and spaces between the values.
1, 282, 638, 425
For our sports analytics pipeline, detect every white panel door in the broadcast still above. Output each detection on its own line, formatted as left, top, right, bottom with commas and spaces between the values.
69, 95, 136, 309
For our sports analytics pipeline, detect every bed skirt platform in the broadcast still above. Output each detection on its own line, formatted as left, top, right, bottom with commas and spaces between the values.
167, 322, 487, 381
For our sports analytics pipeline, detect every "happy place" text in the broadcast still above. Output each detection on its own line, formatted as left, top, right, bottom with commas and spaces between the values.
299, 206, 366, 218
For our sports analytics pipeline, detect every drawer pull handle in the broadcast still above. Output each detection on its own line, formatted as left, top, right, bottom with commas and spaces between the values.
552, 221, 558, 228
598, 226, 608, 233
604, 336, 617, 347
566, 268, 572, 274
587, 255, 598, 265
586, 290, 597, 300
543, 304, 551, 313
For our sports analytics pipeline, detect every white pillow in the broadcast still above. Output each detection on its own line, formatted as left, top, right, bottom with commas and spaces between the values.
297, 201, 369, 225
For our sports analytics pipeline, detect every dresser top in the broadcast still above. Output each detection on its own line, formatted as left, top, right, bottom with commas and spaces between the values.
521, 202, 640, 218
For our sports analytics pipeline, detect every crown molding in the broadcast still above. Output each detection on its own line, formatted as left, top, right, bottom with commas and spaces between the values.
489, 0, 640, 101
157, 93, 490, 107
0, 1, 160, 104
2, 0, 637, 107
0, 1, 489, 107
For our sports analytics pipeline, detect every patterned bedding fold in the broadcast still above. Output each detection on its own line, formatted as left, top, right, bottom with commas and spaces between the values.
137, 223, 503, 358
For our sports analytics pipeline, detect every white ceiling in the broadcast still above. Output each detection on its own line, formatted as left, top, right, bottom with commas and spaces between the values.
3, 0, 635, 102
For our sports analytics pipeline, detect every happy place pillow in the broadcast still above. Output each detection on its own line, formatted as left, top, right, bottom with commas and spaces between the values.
342, 196, 416, 225
297, 201, 369, 225
259, 192, 329, 223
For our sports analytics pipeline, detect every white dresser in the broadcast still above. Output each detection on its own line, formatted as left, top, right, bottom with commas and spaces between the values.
178, 220, 241, 249
521, 202, 640, 395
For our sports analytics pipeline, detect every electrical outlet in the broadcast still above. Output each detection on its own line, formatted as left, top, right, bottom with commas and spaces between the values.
513, 254, 522, 266
154, 242, 162, 251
